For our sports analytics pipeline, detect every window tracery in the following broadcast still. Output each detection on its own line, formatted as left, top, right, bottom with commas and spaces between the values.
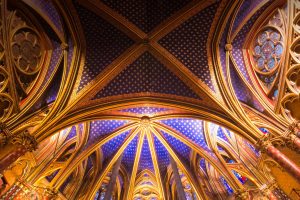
249, 9, 286, 103
133, 171, 159, 200
0, 1, 50, 121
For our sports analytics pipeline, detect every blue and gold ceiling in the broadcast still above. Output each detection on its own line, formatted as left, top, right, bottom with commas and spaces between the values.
0, 0, 295, 199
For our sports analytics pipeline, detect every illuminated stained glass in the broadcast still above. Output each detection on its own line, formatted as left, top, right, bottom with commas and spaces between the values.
232, 170, 248, 184
249, 9, 285, 103
253, 29, 283, 75
220, 177, 234, 195
185, 192, 193, 200
245, 141, 261, 157
259, 127, 269, 134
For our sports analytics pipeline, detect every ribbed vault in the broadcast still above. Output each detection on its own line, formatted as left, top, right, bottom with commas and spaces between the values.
0, 0, 299, 199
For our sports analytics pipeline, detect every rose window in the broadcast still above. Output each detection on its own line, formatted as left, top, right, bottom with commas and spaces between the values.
253, 29, 283, 73
249, 22, 285, 102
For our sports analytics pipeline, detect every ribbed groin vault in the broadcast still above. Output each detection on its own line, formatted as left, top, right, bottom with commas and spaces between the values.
0, 0, 300, 199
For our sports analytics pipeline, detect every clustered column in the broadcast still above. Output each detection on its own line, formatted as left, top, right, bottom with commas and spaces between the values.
170, 157, 187, 200
257, 135, 300, 182
0, 125, 37, 173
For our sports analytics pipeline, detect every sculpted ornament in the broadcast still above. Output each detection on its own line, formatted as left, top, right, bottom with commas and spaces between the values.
43, 188, 58, 199
235, 189, 249, 200
256, 135, 275, 152
281, 1, 300, 121
0, 1, 47, 121
10, 130, 37, 152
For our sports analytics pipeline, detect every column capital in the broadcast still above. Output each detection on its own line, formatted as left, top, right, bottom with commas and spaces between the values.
0, 125, 37, 152
44, 187, 58, 199
256, 135, 273, 153
11, 130, 37, 152
235, 189, 249, 200
286, 121, 300, 136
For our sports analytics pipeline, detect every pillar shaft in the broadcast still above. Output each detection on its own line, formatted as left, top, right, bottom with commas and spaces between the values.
0, 145, 27, 172
266, 145, 300, 181
170, 157, 186, 200
0, 130, 37, 173
103, 156, 122, 200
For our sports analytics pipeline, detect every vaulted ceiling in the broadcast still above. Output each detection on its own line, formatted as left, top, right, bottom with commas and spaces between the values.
0, 0, 296, 199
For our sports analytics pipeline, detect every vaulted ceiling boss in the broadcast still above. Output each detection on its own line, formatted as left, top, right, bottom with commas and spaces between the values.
0, 0, 300, 199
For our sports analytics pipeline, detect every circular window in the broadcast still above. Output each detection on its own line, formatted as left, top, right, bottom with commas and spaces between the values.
252, 29, 283, 74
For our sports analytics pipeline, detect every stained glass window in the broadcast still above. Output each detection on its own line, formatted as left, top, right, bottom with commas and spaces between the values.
259, 127, 269, 134
245, 141, 261, 157
249, 9, 285, 103
232, 170, 248, 184
220, 176, 234, 195
253, 29, 283, 73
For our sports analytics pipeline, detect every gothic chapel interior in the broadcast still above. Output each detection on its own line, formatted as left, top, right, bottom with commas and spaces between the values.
0, 0, 300, 199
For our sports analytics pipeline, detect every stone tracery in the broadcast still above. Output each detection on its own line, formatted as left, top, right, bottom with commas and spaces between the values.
0, 0, 299, 199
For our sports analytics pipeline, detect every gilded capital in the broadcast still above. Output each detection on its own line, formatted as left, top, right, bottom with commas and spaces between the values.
290, 121, 300, 137
44, 188, 58, 199
10, 131, 37, 152
256, 135, 273, 153
235, 189, 249, 200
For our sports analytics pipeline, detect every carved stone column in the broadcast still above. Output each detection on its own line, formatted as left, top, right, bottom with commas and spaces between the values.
0, 126, 37, 172
257, 137, 300, 181
170, 157, 187, 200
103, 156, 122, 200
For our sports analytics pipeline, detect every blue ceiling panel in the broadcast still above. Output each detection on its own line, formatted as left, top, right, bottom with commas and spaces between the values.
102, 130, 132, 166
84, 120, 130, 150
159, 118, 209, 150
138, 137, 154, 173
122, 135, 139, 172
